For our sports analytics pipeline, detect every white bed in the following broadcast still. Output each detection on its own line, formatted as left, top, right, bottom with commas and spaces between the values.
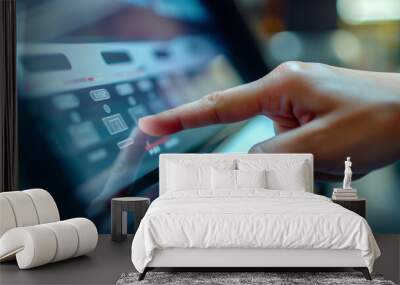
131, 154, 380, 280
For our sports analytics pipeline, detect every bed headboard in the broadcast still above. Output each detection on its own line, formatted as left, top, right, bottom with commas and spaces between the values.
159, 153, 314, 195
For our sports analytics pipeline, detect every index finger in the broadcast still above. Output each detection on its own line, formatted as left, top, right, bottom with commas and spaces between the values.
138, 80, 266, 136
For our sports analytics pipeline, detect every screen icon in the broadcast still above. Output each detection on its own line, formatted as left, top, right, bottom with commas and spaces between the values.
116, 83, 134, 96
87, 148, 107, 163
137, 80, 153, 92
69, 111, 82, 123
147, 92, 165, 112
117, 137, 134, 149
128, 96, 137, 106
103, 104, 111, 114
52, 93, 79, 110
128, 105, 148, 123
68, 121, 101, 149
90, 88, 111, 101
102, 113, 128, 135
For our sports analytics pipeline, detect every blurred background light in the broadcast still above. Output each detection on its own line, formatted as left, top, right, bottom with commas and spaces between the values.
337, 0, 400, 25
268, 31, 303, 62
329, 30, 362, 64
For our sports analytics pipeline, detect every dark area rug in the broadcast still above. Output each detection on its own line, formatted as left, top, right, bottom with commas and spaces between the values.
117, 271, 396, 285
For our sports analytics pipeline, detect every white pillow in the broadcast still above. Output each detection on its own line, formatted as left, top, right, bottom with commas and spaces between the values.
167, 163, 211, 191
211, 169, 236, 190
211, 169, 267, 190
236, 169, 267, 189
166, 159, 236, 192
267, 166, 307, 191
238, 159, 308, 191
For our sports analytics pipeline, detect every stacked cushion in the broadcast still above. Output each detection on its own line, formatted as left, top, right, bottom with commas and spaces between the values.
0, 189, 59, 237
0, 218, 97, 269
24, 188, 60, 224
0, 195, 17, 237
0, 189, 97, 269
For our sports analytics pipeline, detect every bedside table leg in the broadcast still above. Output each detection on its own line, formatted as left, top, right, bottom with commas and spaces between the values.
111, 202, 126, 242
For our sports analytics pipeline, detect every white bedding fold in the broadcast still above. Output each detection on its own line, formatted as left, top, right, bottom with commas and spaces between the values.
131, 190, 380, 273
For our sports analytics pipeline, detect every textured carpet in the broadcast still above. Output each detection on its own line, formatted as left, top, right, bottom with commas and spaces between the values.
117, 272, 396, 285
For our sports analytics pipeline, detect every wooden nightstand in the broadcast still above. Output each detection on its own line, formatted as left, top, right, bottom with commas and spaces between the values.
111, 197, 150, 242
332, 198, 366, 218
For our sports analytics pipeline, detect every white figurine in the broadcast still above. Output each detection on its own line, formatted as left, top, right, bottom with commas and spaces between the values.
343, 157, 352, 189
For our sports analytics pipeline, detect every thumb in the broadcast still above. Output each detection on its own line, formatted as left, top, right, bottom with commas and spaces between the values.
249, 121, 317, 154
248, 124, 335, 181
248, 110, 370, 180
249, 115, 332, 174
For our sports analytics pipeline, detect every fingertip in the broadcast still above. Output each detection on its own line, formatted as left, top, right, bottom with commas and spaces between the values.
138, 116, 161, 136
138, 114, 183, 136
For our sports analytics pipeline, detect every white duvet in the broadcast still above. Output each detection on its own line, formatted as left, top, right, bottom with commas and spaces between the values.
131, 190, 380, 273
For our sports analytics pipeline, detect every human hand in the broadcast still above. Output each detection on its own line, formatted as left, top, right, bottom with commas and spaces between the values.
139, 62, 400, 181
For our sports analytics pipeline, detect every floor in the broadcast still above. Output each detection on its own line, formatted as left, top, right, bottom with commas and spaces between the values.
1, 235, 399, 285
374, 235, 400, 284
